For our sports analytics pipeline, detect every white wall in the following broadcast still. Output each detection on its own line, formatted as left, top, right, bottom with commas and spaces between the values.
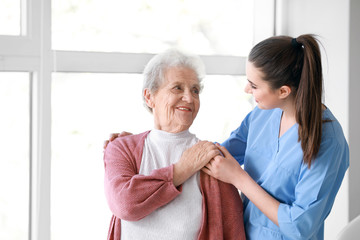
349, 0, 360, 222
277, 0, 360, 239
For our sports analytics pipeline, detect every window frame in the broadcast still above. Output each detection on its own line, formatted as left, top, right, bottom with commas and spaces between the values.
0, 0, 275, 239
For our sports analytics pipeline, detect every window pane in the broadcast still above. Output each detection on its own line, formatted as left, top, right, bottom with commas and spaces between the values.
51, 73, 253, 239
0, 0, 21, 35
0, 72, 30, 240
52, 0, 254, 56
51, 73, 153, 240
191, 75, 253, 142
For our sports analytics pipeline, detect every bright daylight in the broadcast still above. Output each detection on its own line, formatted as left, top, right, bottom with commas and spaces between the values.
1, 0, 254, 239
1, 0, 359, 240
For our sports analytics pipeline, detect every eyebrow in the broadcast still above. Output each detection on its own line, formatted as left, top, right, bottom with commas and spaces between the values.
172, 81, 200, 88
193, 84, 201, 89
247, 79, 257, 86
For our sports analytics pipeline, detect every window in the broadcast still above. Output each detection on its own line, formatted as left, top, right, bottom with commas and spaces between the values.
51, 73, 151, 240
0, 0, 22, 35
0, 0, 275, 239
50, 73, 253, 239
0, 72, 30, 240
52, 0, 253, 56
192, 75, 253, 142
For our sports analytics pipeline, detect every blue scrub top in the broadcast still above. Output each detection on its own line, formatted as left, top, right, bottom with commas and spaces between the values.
222, 107, 349, 240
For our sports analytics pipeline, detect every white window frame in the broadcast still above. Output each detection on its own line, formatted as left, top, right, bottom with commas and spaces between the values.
0, 0, 275, 239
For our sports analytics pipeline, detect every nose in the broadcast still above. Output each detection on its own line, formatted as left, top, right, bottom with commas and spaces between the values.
244, 82, 252, 94
182, 90, 194, 103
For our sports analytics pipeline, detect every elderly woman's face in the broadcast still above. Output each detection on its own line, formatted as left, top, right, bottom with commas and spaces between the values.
146, 67, 201, 133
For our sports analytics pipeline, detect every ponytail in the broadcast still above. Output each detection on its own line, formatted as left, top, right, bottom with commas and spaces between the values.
248, 34, 325, 167
294, 35, 323, 167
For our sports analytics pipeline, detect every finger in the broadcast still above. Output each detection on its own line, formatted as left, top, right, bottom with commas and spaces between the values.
201, 166, 212, 176
120, 131, 132, 137
205, 142, 217, 150
201, 140, 214, 146
109, 133, 120, 141
197, 140, 211, 147
215, 143, 225, 156
205, 160, 214, 169
216, 144, 230, 157
103, 140, 109, 150
207, 148, 221, 159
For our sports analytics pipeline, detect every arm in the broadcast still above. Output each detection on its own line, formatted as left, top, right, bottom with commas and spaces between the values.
203, 144, 280, 225
207, 109, 281, 222
221, 111, 250, 165
104, 136, 220, 221
277, 137, 349, 239
104, 136, 180, 221
204, 136, 349, 239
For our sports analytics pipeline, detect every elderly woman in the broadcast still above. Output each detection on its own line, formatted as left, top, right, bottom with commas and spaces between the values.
103, 49, 245, 240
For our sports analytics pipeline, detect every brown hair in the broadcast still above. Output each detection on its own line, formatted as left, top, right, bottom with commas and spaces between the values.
248, 34, 324, 167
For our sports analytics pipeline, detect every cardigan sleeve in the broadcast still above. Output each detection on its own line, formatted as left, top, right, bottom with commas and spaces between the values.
103, 133, 181, 221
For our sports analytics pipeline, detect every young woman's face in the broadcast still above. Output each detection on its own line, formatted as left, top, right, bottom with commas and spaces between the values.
245, 61, 282, 110
146, 66, 201, 133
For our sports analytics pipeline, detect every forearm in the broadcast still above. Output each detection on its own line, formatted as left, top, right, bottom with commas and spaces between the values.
233, 169, 280, 226
103, 132, 183, 221
105, 165, 181, 221
173, 161, 196, 187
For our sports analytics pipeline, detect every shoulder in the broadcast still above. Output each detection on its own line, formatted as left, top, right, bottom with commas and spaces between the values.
249, 106, 281, 120
116, 131, 150, 146
244, 107, 282, 129
321, 109, 348, 150
315, 109, 349, 167
106, 131, 150, 156
230, 107, 281, 134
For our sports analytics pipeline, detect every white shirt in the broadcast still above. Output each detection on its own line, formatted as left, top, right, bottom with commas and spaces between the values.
121, 129, 203, 240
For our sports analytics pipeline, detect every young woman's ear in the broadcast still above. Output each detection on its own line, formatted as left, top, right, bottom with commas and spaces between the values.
278, 85, 292, 99
144, 88, 155, 109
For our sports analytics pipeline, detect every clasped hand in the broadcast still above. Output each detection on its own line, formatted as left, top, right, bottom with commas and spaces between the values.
103, 132, 241, 186
202, 144, 242, 185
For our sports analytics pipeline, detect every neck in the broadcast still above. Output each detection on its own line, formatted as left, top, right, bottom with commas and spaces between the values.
281, 108, 296, 123
154, 122, 189, 134
279, 97, 296, 122
278, 101, 297, 138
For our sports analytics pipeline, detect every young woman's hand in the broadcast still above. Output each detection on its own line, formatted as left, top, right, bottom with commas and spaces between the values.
103, 131, 133, 149
203, 144, 280, 226
202, 144, 243, 185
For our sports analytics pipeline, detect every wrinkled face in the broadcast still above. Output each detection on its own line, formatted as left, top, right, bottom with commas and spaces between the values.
244, 61, 282, 110
144, 67, 201, 133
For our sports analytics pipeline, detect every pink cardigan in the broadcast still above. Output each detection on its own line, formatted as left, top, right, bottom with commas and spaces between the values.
103, 131, 246, 240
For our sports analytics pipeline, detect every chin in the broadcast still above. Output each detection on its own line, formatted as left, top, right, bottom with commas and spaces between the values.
256, 104, 265, 109
179, 117, 195, 125
256, 104, 270, 110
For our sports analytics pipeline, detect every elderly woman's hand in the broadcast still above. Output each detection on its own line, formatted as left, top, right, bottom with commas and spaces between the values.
103, 131, 133, 150
173, 141, 221, 187
202, 144, 244, 186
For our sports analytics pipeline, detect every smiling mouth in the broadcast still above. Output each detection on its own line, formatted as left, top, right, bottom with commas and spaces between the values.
176, 107, 192, 112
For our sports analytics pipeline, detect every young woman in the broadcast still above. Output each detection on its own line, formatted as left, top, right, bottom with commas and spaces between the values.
203, 34, 349, 239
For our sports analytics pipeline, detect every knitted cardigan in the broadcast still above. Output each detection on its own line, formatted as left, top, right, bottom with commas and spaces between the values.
103, 131, 246, 240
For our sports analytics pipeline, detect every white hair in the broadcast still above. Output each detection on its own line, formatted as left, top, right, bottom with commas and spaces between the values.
142, 48, 206, 112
